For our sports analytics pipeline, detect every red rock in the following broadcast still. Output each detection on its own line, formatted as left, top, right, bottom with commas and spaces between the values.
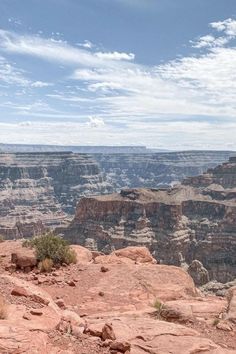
11, 250, 37, 270
11, 286, 28, 297
0, 323, 48, 353
102, 323, 116, 341
113, 246, 156, 264
86, 323, 103, 337
71, 324, 85, 338
67, 280, 76, 287
70, 245, 93, 264
62, 310, 84, 327
30, 309, 43, 316
55, 298, 66, 309
216, 321, 233, 331
110, 341, 131, 353
101, 266, 109, 272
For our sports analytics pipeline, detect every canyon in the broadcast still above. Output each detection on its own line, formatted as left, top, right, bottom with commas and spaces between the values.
65, 156, 236, 284
0, 149, 235, 284
0, 150, 234, 240
0, 152, 111, 238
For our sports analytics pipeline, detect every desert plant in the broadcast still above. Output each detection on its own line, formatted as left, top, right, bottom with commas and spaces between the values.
212, 318, 220, 326
22, 239, 33, 248
27, 232, 77, 266
63, 248, 77, 265
0, 235, 4, 243
0, 296, 7, 319
153, 299, 164, 313
38, 258, 54, 273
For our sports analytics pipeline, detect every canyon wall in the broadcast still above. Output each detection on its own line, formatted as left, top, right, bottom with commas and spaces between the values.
0, 152, 111, 238
65, 157, 236, 283
94, 151, 234, 189
0, 150, 234, 242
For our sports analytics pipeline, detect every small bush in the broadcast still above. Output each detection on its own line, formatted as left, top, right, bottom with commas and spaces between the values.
213, 318, 220, 326
22, 239, 32, 248
26, 232, 77, 266
153, 299, 163, 313
63, 248, 77, 265
0, 296, 7, 319
38, 258, 54, 273
0, 235, 4, 243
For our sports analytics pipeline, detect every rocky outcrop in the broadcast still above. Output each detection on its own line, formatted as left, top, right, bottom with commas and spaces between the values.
0, 152, 111, 239
0, 241, 235, 353
65, 157, 236, 283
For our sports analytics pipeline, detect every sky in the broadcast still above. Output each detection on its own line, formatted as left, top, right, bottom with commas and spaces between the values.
0, 0, 236, 150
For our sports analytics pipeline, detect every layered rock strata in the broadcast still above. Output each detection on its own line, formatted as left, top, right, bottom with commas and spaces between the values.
65, 157, 236, 283
0, 152, 111, 238
0, 150, 233, 240
94, 150, 234, 189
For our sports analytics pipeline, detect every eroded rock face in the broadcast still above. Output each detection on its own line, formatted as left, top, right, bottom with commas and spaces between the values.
0, 152, 111, 239
0, 150, 233, 239
94, 151, 234, 189
65, 157, 236, 283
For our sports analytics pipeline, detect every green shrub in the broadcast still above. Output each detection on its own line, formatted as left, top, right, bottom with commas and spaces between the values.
153, 299, 163, 312
24, 232, 77, 266
38, 258, 54, 273
0, 235, 5, 243
22, 239, 32, 248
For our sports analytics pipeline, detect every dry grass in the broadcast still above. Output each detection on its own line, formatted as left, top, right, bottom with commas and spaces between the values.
0, 296, 8, 319
38, 258, 54, 273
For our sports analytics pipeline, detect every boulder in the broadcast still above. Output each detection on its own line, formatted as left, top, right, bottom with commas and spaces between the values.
70, 245, 93, 264
102, 323, 116, 341
11, 250, 37, 271
113, 246, 156, 264
62, 310, 85, 327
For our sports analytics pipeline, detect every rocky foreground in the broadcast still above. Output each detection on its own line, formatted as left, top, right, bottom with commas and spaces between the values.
65, 156, 236, 284
0, 241, 235, 353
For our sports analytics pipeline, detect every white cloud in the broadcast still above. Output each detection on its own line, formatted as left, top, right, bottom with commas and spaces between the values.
0, 29, 134, 68
95, 51, 135, 61
0, 19, 236, 149
18, 121, 32, 126
86, 116, 105, 128
77, 40, 94, 49
0, 55, 30, 86
192, 35, 228, 49
31, 81, 52, 88
192, 18, 236, 49
0, 119, 235, 150
210, 18, 236, 36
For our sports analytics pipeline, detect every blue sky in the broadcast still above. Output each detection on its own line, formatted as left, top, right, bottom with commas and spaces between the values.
0, 0, 236, 149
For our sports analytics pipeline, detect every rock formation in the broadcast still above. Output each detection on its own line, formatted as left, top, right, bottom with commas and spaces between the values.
0, 152, 111, 239
0, 150, 235, 240
0, 241, 235, 353
65, 157, 236, 283
95, 150, 234, 189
